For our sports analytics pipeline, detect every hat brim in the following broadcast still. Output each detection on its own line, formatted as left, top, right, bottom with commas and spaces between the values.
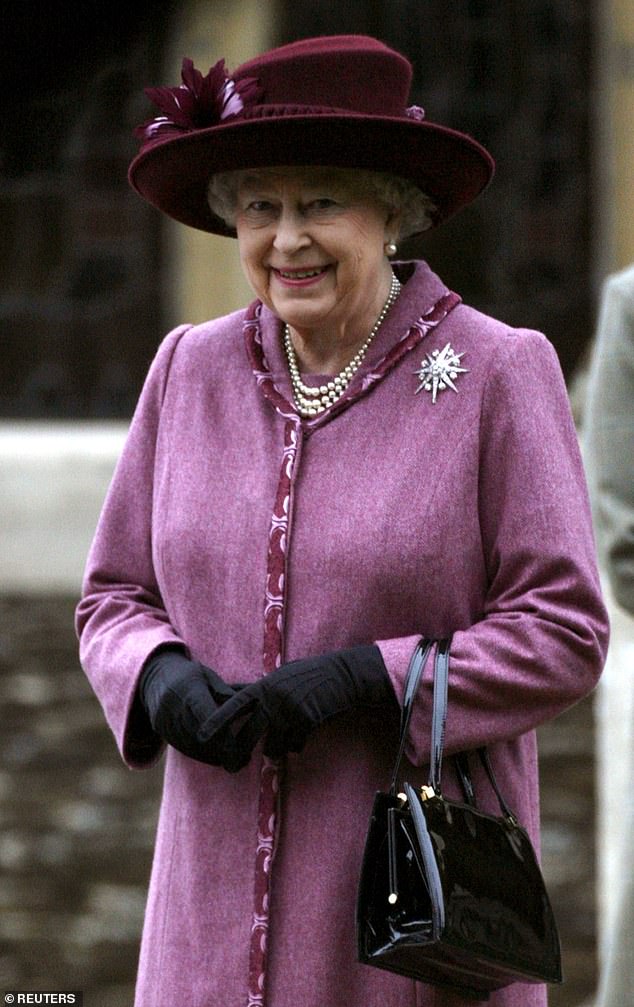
128, 114, 494, 236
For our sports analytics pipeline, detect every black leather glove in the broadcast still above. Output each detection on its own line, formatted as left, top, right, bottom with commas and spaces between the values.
138, 646, 244, 771
211, 644, 397, 764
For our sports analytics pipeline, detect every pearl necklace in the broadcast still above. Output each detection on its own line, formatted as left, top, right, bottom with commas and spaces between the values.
283, 273, 401, 417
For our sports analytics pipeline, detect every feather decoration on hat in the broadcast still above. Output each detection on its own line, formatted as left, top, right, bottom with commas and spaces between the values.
135, 58, 262, 143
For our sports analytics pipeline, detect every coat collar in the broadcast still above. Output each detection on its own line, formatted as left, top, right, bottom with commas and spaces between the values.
244, 260, 461, 428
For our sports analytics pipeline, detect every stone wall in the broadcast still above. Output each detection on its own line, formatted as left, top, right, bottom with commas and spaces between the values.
0, 598, 157, 1005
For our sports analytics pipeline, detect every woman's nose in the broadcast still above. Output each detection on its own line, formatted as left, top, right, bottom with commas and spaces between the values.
272, 208, 311, 254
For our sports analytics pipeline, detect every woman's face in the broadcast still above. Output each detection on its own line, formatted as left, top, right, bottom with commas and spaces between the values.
234, 167, 397, 338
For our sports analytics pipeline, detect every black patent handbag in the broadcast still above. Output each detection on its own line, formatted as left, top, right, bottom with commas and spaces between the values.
356, 637, 563, 1000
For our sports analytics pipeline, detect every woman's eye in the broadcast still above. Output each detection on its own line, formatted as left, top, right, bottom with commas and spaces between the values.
310, 198, 337, 210
247, 200, 274, 212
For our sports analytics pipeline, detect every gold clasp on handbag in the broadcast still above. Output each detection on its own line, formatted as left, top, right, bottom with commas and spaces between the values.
420, 785, 436, 801
397, 791, 408, 807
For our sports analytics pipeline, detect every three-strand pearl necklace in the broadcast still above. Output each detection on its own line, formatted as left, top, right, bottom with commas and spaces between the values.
283, 272, 401, 417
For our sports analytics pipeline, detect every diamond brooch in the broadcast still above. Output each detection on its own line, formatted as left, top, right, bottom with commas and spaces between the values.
414, 342, 468, 403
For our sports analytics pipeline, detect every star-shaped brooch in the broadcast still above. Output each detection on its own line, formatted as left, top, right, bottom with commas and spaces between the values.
414, 342, 469, 403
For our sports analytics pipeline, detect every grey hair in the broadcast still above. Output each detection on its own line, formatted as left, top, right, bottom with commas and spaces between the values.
207, 167, 437, 239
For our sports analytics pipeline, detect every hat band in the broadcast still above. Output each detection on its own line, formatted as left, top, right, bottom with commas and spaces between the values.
237, 103, 425, 123
239, 103, 385, 120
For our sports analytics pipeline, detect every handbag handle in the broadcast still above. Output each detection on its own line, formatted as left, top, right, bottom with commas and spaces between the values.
389, 637, 434, 794
390, 636, 518, 822
429, 636, 451, 793
429, 636, 517, 819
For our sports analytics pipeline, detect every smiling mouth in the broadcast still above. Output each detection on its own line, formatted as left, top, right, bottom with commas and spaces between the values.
275, 267, 329, 280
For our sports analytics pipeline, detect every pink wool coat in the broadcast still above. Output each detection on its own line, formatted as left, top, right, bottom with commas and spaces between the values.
76, 260, 608, 1007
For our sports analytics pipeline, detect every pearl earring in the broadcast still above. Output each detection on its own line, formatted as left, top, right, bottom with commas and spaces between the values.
385, 241, 398, 257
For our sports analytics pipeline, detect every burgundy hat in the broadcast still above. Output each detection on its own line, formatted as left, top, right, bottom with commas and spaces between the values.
128, 35, 495, 237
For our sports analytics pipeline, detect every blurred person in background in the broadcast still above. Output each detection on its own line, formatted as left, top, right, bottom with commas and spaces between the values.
76, 35, 608, 1007
585, 264, 634, 1007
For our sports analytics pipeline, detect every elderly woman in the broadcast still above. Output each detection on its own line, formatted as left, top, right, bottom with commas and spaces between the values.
76, 35, 608, 1007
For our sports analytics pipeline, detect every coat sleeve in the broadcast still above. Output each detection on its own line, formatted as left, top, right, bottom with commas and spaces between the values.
377, 328, 609, 762
584, 269, 634, 615
75, 326, 192, 768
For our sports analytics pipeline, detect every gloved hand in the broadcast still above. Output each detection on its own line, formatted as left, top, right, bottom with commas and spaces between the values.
138, 646, 245, 771
211, 644, 397, 765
